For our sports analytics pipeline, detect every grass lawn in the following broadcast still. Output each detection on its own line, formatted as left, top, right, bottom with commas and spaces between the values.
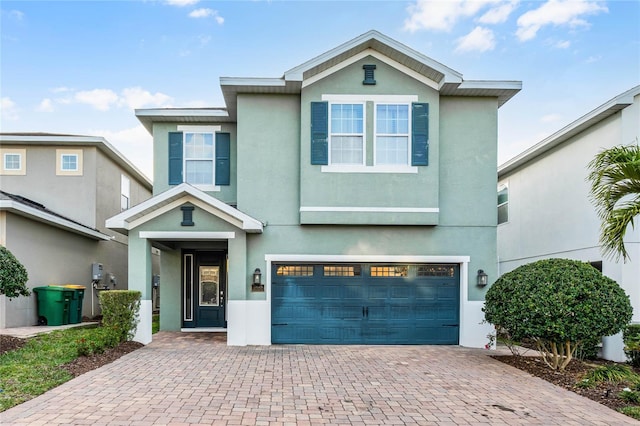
0, 326, 109, 412
152, 314, 159, 334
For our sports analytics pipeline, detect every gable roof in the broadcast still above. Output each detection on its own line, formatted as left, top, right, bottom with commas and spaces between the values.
499, 85, 640, 177
137, 30, 521, 130
106, 183, 263, 234
0, 133, 152, 188
0, 191, 111, 241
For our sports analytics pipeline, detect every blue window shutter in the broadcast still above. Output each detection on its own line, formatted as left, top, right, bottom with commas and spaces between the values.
310, 102, 328, 165
215, 132, 231, 186
168, 132, 183, 184
411, 103, 429, 166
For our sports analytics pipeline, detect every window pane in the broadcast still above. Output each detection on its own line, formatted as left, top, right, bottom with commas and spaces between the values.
185, 133, 214, 159
376, 136, 408, 165
498, 203, 508, 224
61, 154, 77, 171
199, 266, 219, 306
377, 104, 408, 135
276, 265, 314, 276
331, 136, 363, 164
371, 265, 408, 277
331, 104, 363, 134
4, 154, 20, 170
185, 160, 213, 185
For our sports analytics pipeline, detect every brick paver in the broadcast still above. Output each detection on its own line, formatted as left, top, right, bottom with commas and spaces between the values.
1, 332, 635, 425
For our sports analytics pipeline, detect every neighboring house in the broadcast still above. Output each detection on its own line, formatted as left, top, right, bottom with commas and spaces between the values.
497, 85, 640, 361
107, 30, 521, 346
0, 133, 153, 328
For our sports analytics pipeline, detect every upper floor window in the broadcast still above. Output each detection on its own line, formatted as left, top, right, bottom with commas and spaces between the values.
0, 149, 26, 175
498, 183, 508, 224
375, 104, 409, 165
121, 175, 130, 211
330, 103, 364, 165
56, 149, 83, 176
185, 132, 214, 185
168, 128, 230, 190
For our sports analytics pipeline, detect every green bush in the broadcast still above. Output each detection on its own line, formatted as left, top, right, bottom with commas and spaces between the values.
624, 324, 640, 367
620, 406, 640, 420
76, 326, 121, 356
0, 245, 30, 298
99, 290, 141, 342
483, 258, 632, 371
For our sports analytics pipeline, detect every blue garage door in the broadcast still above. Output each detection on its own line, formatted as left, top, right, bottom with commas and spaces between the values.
271, 263, 459, 344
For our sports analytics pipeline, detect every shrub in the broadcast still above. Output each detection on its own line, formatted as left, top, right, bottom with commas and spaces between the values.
76, 326, 121, 356
0, 245, 30, 298
99, 290, 141, 342
620, 406, 640, 420
620, 389, 640, 404
624, 324, 640, 367
583, 364, 638, 384
483, 258, 632, 370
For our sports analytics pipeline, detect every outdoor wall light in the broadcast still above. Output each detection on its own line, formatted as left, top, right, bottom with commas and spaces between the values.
252, 268, 262, 286
477, 269, 488, 287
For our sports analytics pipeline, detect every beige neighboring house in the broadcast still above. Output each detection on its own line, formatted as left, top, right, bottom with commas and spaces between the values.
0, 133, 153, 328
497, 85, 640, 361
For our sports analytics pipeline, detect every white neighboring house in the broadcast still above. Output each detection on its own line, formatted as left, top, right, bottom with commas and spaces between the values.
497, 85, 640, 362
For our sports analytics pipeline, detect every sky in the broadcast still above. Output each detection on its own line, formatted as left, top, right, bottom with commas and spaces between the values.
1, 0, 639, 180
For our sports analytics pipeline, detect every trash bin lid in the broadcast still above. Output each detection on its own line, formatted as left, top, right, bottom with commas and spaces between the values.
63, 284, 86, 289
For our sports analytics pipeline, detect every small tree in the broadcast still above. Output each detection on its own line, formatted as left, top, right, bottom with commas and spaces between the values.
483, 258, 632, 371
99, 290, 141, 342
0, 245, 30, 298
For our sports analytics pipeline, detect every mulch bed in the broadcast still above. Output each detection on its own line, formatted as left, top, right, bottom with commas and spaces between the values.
493, 354, 636, 412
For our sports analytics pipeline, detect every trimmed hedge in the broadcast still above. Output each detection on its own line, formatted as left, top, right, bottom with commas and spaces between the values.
98, 290, 141, 342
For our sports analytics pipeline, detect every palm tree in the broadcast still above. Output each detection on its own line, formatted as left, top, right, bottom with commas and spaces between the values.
587, 143, 640, 262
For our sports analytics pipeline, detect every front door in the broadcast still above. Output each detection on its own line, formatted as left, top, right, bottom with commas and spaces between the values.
183, 251, 226, 328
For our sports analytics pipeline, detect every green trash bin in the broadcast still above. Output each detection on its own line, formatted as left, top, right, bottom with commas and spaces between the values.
63, 285, 86, 324
33, 286, 74, 326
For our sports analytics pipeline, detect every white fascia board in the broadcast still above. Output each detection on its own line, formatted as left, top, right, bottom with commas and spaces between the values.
299, 207, 439, 213
457, 80, 523, 91
139, 231, 235, 240
0, 200, 111, 241
135, 108, 229, 118
265, 254, 471, 263
499, 85, 640, 177
219, 77, 286, 87
106, 183, 263, 233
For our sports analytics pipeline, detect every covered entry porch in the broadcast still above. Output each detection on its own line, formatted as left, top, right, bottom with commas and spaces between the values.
106, 183, 264, 345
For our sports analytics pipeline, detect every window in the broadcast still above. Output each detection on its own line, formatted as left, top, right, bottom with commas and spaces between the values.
323, 265, 362, 276
56, 149, 83, 176
185, 132, 214, 185
0, 149, 26, 175
371, 265, 408, 277
330, 103, 364, 164
417, 265, 455, 277
498, 183, 508, 224
375, 104, 409, 165
121, 175, 130, 211
276, 265, 314, 276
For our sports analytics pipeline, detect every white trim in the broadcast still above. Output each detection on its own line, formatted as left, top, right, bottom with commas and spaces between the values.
139, 231, 235, 240
265, 254, 469, 263
136, 109, 229, 118
300, 206, 438, 213
321, 164, 418, 173
177, 125, 222, 132
0, 199, 111, 240
303, 49, 440, 90
133, 300, 153, 345
183, 253, 194, 322
322, 94, 419, 103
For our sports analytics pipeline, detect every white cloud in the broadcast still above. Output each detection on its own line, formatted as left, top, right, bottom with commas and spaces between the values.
554, 39, 571, 49
74, 89, 119, 111
165, 0, 199, 6
198, 35, 212, 46
478, 1, 519, 24
88, 125, 154, 179
9, 10, 24, 20
541, 113, 562, 123
404, 0, 502, 32
516, 0, 608, 41
51, 86, 72, 93
36, 98, 54, 112
586, 55, 602, 63
0, 97, 19, 121
189, 8, 224, 23
455, 26, 496, 53
119, 87, 173, 110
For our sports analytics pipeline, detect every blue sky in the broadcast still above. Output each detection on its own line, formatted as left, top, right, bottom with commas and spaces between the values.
1, 0, 638, 179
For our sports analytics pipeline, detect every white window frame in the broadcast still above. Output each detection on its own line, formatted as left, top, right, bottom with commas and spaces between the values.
374, 102, 411, 166
498, 182, 509, 225
121, 174, 130, 211
320, 94, 418, 174
56, 149, 83, 176
328, 102, 366, 166
178, 125, 220, 192
0, 149, 26, 175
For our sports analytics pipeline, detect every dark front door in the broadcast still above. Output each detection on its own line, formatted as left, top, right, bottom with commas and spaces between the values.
183, 251, 226, 328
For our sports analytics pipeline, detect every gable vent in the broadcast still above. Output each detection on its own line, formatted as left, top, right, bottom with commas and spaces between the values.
363, 64, 376, 85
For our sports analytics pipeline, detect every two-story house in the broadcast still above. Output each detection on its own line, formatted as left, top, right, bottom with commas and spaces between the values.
107, 31, 521, 347
498, 85, 640, 361
0, 133, 153, 328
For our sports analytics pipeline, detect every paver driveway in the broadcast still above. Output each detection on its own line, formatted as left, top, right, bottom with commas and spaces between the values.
1, 332, 635, 425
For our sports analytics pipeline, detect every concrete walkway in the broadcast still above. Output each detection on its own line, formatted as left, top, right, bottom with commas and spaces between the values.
1, 332, 635, 425
0, 322, 99, 338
